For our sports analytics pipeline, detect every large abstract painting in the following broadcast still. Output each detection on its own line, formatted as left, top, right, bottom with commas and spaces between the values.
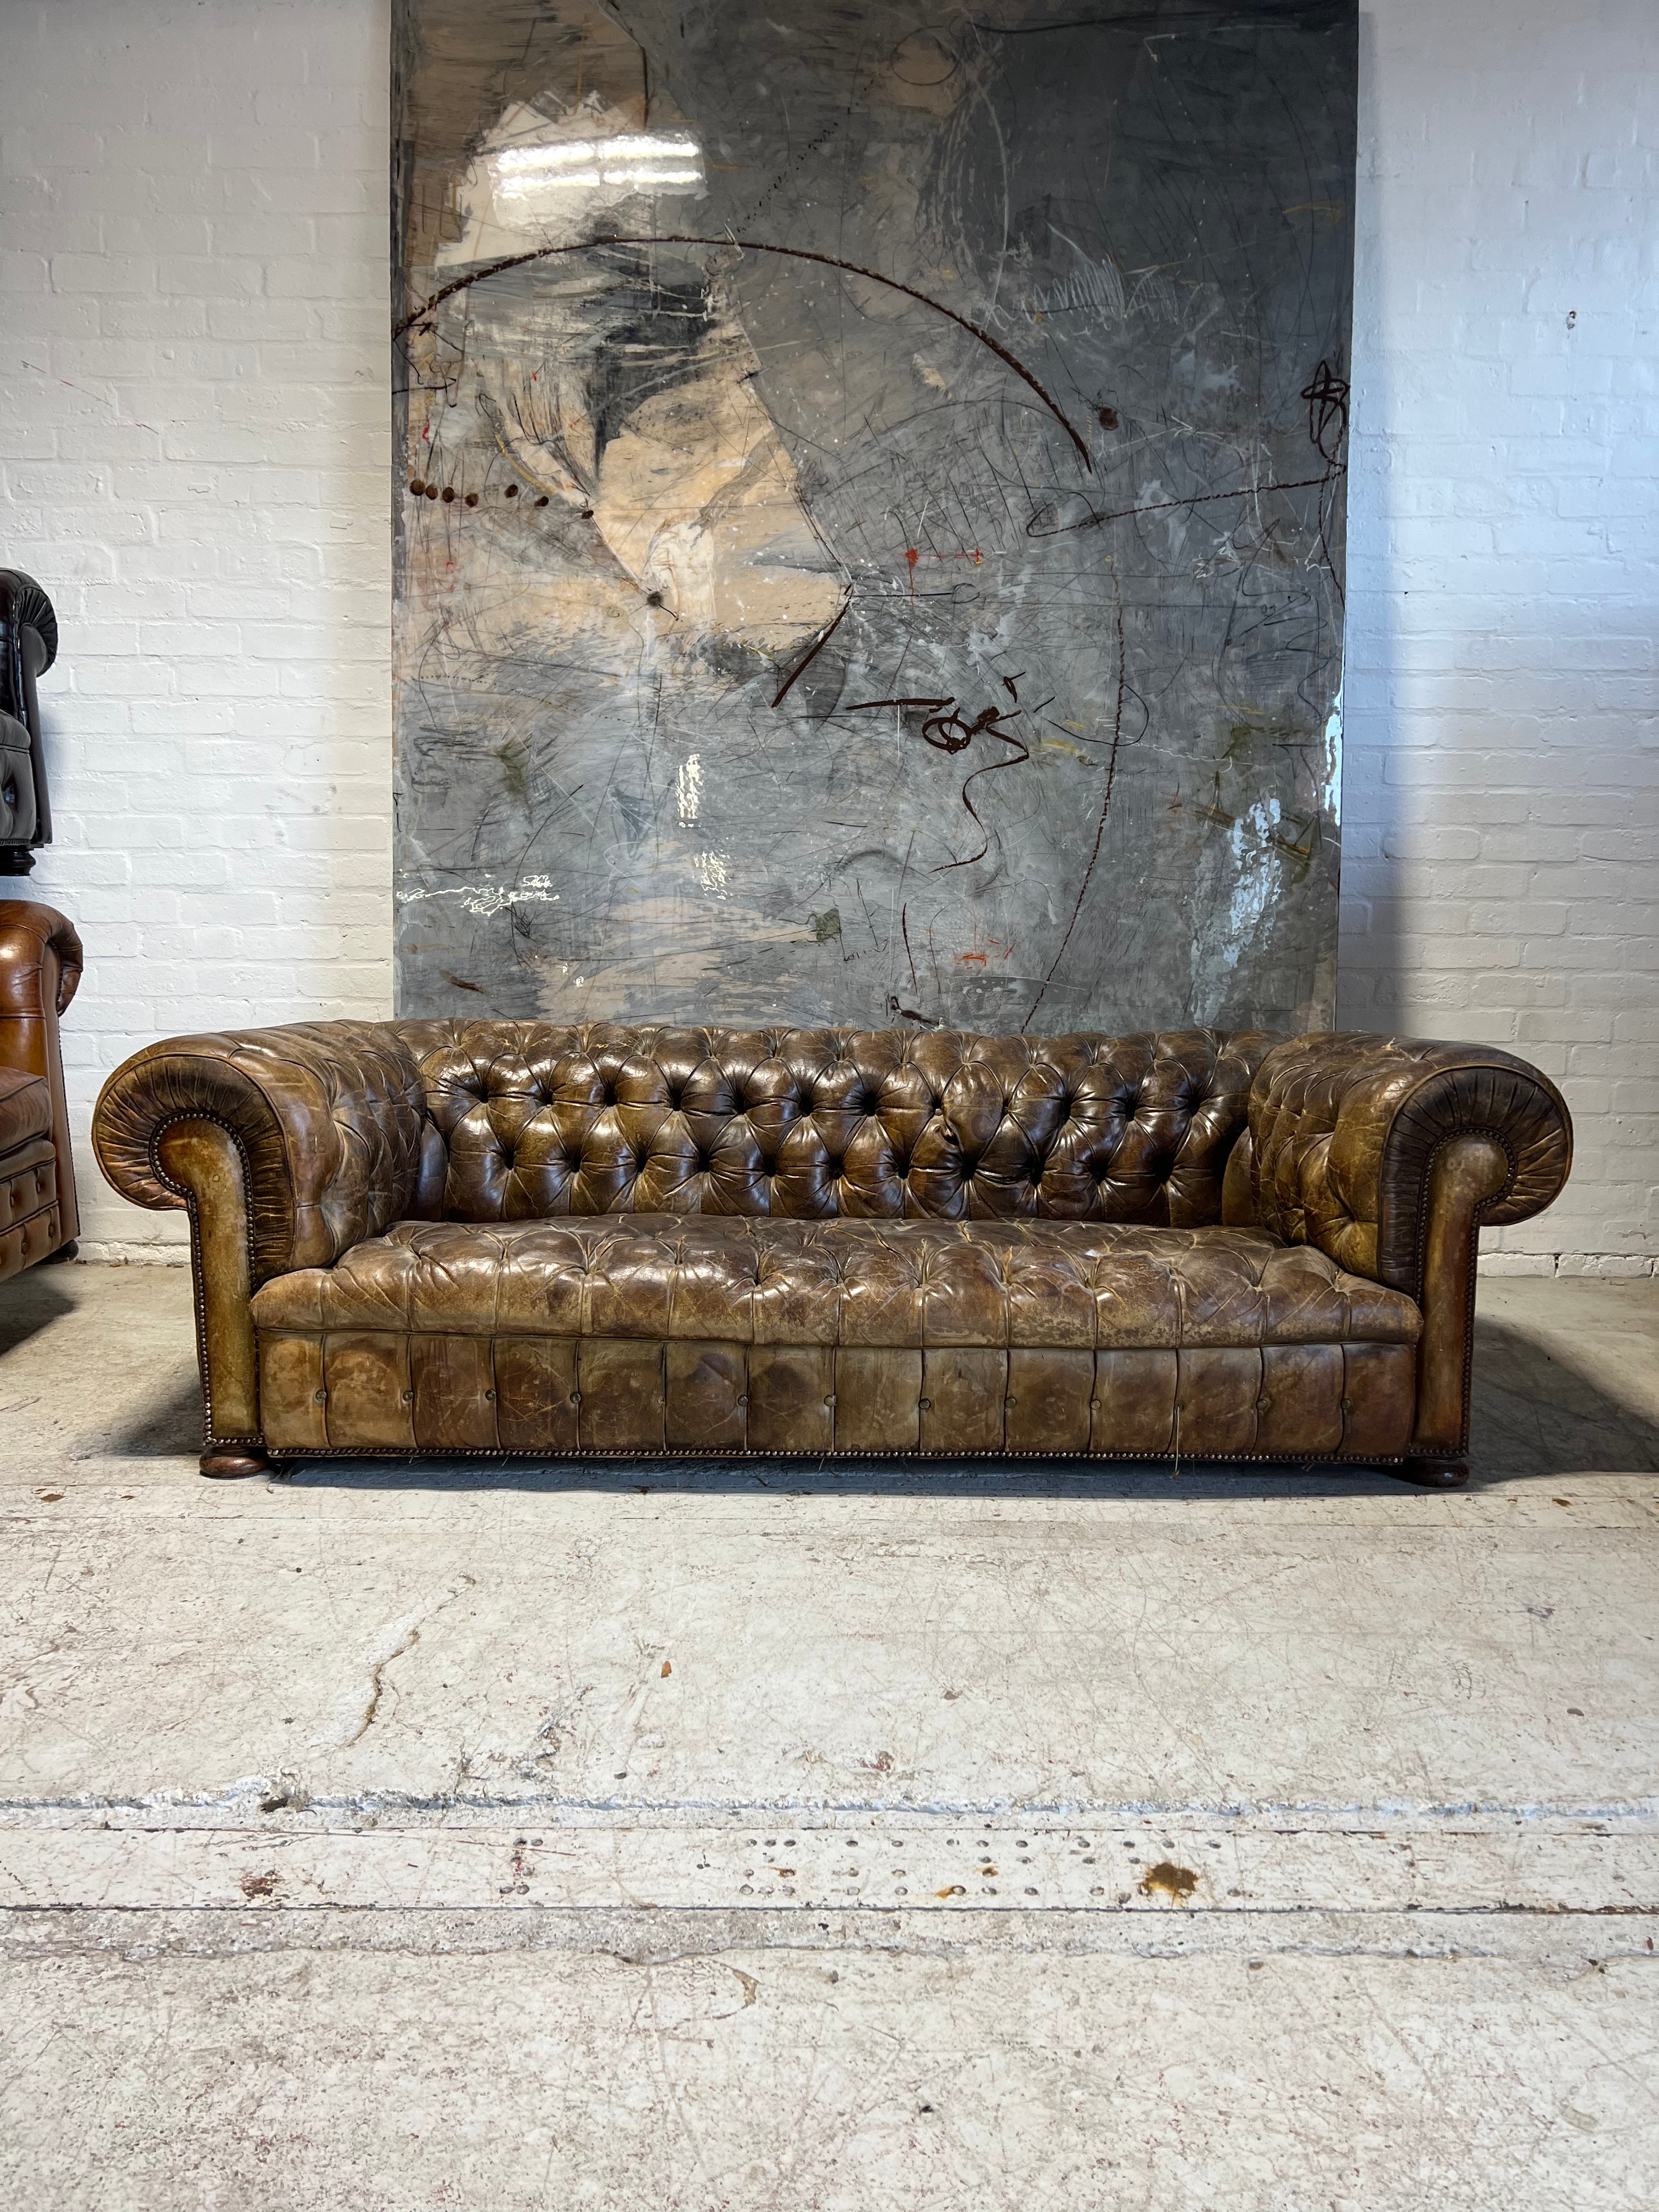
392, 0, 1356, 1032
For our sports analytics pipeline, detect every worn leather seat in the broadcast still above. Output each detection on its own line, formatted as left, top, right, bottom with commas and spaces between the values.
253, 1215, 1418, 1347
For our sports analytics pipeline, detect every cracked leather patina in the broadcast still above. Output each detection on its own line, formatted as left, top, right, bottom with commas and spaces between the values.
94, 1020, 432, 1282
1243, 1032, 1572, 1296
93, 1021, 1571, 1471
1239, 1031, 1573, 1461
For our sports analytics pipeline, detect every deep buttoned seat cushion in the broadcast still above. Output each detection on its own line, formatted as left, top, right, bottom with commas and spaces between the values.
251, 1217, 1420, 1461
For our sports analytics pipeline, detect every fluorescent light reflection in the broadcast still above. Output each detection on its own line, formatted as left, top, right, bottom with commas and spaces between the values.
496, 133, 700, 171
493, 131, 704, 198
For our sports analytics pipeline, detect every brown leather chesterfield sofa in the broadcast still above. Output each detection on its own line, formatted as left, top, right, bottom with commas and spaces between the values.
91, 1021, 1571, 1486
0, 900, 81, 1279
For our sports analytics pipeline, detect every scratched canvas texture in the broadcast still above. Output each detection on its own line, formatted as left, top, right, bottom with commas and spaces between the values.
392, 0, 1355, 1033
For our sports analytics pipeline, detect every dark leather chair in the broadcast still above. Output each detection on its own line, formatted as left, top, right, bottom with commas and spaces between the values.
0, 568, 58, 877
0, 900, 81, 1277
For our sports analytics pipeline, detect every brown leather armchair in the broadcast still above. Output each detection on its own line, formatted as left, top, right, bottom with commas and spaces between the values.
0, 900, 82, 1278
91, 1020, 1571, 1486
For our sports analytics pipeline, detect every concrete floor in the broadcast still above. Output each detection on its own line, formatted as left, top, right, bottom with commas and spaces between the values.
1, 1265, 1656, 2208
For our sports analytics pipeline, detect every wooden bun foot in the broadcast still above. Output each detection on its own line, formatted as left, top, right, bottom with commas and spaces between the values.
200, 1447, 271, 1480
1395, 1457, 1470, 1489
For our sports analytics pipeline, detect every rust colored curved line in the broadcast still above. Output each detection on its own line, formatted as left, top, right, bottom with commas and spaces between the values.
395, 232, 1093, 472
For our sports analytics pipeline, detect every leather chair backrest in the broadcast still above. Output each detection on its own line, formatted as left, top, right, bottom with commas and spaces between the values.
0, 570, 57, 864
392, 1021, 1280, 1227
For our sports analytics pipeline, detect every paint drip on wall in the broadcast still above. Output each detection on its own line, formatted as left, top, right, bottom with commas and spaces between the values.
393, 0, 1355, 1034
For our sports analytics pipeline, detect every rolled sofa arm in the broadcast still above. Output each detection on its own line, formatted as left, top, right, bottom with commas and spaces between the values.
94, 1020, 434, 1281
1240, 1032, 1572, 1289
1234, 1032, 1572, 1460
93, 1022, 438, 1454
0, 899, 84, 1246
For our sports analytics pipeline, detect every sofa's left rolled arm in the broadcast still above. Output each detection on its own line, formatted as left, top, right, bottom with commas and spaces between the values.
93, 1020, 433, 1282
94, 1021, 438, 1458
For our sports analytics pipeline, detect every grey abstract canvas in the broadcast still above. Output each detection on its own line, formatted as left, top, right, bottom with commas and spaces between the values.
392, 0, 1356, 1032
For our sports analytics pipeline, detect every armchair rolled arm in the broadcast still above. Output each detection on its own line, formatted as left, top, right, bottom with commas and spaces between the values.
93, 1020, 435, 1284
0, 900, 81, 1021
1242, 1031, 1572, 1296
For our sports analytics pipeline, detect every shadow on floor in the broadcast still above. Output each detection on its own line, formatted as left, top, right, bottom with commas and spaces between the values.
0, 1271, 76, 1359
1469, 1314, 1659, 1479
70, 1377, 204, 1462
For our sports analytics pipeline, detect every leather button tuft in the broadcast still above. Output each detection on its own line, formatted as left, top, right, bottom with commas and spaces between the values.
1340, 1396, 1353, 1414
1004, 1395, 1017, 1409
569, 1390, 582, 1404
314, 1389, 328, 1403
736, 1394, 748, 1408
823, 1393, 836, 1407
402, 1390, 414, 1403
918, 1397, 932, 1411
484, 1389, 496, 1401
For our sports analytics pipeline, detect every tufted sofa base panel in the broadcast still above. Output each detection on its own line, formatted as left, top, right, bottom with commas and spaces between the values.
256, 1333, 1418, 1460
0, 1136, 58, 1283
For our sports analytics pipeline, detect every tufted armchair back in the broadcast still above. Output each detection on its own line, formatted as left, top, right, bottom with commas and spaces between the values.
391, 1022, 1279, 1228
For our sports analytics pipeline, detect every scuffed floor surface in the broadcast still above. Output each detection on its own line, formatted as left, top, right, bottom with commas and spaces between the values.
1, 1266, 1656, 2209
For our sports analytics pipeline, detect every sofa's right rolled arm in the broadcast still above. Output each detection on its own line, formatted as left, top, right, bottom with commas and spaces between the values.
93, 1020, 435, 1284
1242, 1031, 1573, 1298
1239, 1031, 1572, 1462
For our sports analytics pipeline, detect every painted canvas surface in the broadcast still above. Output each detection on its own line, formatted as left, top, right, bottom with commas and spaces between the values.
392, 0, 1356, 1032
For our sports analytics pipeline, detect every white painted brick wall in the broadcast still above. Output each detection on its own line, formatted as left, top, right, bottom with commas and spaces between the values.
1, 0, 1652, 1269
0, 0, 392, 1259
1342, 0, 1658, 1275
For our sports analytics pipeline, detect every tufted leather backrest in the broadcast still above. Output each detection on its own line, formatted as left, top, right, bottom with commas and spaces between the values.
390, 1022, 1279, 1228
